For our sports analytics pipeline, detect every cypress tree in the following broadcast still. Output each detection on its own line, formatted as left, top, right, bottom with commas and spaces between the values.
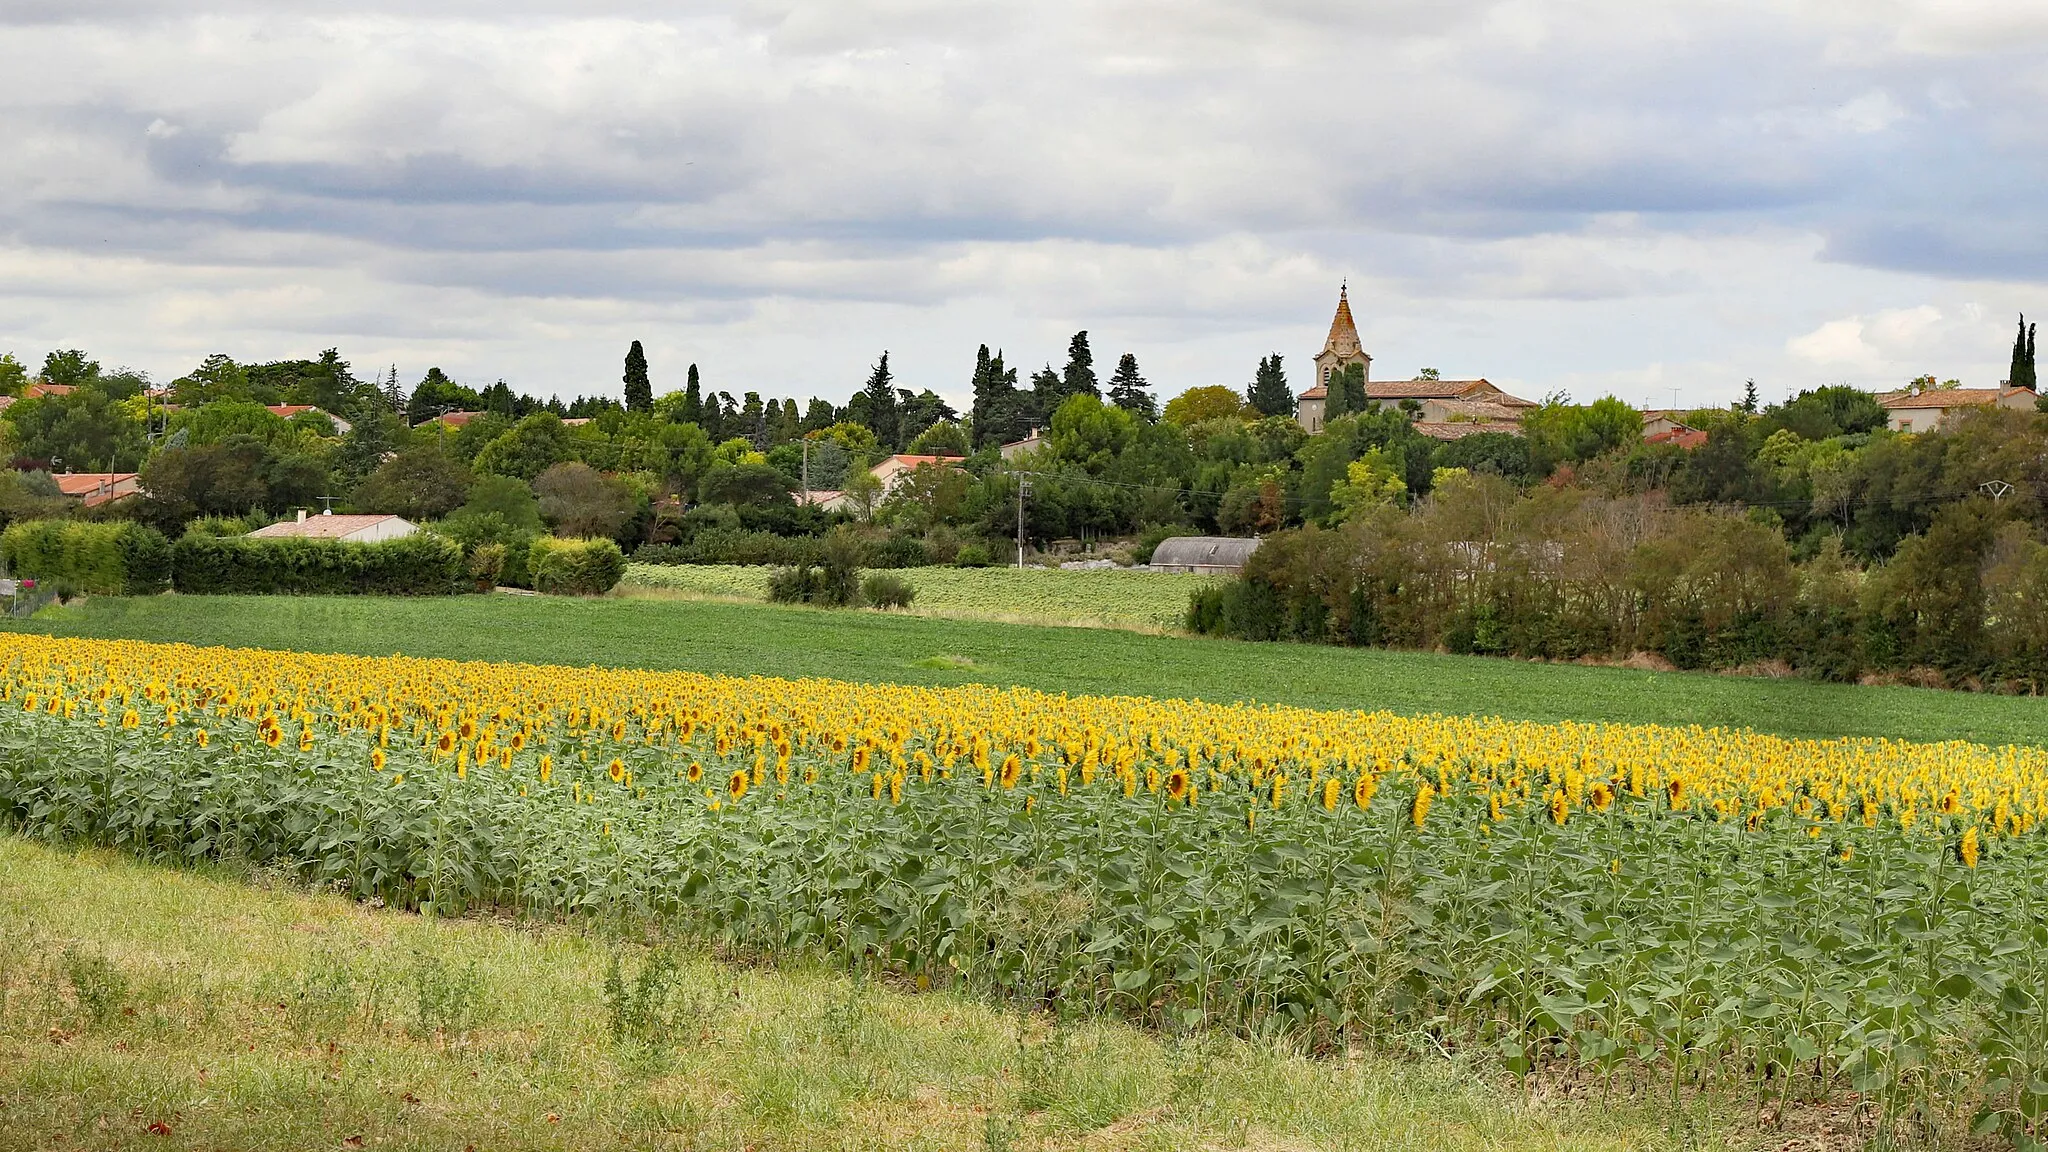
1061, 331, 1099, 400
862, 351, 899, 448
969, 344, 997, 442
623, 340, 652, 412
1107, 352, 1156, 421
2012, 315, 2037, 392
681, 364, 703, 425
1247, 354, 1293, 417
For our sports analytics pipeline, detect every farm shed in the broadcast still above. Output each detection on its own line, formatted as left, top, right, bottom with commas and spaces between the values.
1150, 536, 1261, 576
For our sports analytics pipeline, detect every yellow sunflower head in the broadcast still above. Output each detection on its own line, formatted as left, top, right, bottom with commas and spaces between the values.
608, 758, 626, 783
727, 768, 749, 800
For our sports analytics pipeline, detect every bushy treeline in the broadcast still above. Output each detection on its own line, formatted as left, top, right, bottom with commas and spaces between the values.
1190, 471, 2048, 691
0, 517, 625, 598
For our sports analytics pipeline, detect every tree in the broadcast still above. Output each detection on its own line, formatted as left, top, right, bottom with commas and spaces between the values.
472, 412, 572, 480
535, 462, 635, 539
623, 340, 653, 412
906, 420, 970, 457
969, 346, 1025, 446
453, 475, 545, 534
4, 388, 146, 471
1162, 386, 1252, 425
1246, 354, 1292, 418
1740, 379, 1760, 414
697, 461, 793, 507
350, 447, 473, 520
1061, 331, 1099, 401
897, 388, 957, 444
860, 351, 899, 449
2012, 314, 2038, 392
1763, 386, 1886, 441
382, 365, 405, 412
40, 350, 100, 387
0, 353, 25, 397
1107, 352, 1157, 421
1323, 362, 1369, 419
406, 368, 480, 425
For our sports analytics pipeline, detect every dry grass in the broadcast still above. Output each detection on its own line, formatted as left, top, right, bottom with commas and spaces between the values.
0, 838, 1693, 1152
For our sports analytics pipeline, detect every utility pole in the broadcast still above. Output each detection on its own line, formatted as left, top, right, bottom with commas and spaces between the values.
1015, 475, 1033, 569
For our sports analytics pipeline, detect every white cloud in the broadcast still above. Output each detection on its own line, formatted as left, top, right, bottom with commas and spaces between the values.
0, 1, 2043, 407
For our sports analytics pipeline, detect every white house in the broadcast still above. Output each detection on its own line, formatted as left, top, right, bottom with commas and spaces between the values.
248, 511, 419, 543
1877, 387, 2037, 433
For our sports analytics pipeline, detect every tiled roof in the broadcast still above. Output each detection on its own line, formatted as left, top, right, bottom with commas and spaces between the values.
52, 473, 136, 497
1646, 427, 1710, 449
1878, 387, 2031, 410
1414, 421, 1522, 441
248, 514, 408, 539
1324, 286, 1361, 353
1299, 385, 1327, 400
879, 454, 965, 468
1367, 379, 1498, 401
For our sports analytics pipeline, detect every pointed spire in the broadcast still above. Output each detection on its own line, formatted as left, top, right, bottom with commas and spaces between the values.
1324, 283, 1360, 355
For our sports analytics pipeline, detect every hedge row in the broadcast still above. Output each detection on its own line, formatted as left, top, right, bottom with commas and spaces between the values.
3, 519, 632, 599
636, 527, 931, 569
170, 533, 468, 595
0, 520, 171, 595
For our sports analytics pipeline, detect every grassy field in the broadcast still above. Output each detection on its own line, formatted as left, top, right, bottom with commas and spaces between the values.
620, 563, 1215, 631
0, 839, 1685, 1152
6, 592, 2043, 746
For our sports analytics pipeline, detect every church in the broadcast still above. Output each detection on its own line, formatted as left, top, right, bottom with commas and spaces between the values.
1295, 286, 1534, 438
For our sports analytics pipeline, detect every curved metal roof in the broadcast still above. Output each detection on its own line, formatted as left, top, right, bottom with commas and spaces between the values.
1150, 536, 1261, 568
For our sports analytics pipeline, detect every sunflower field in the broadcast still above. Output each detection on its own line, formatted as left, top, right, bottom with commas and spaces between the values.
3, 634, 2047, 1142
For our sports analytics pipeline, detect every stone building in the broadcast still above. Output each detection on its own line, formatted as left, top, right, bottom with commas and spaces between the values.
1295, 286, 1534, 438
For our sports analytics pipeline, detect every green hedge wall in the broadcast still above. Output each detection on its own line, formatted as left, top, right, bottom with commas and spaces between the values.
529, 536, 626, 595
0, 520, 171, 595
170, 532, 465, 596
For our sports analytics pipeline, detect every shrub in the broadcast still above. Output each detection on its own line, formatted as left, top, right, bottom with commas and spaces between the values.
0, 519, 171, 595
170, 532, 466, 595
862, 534, 929, 569
467, 542, 508, 591
861, 572, 915, 609
766, 565, 825, 605
953, 541, 994, 568
182, 516, 251, 538
528, 536, 626, 596
1135, 523, 1194, 565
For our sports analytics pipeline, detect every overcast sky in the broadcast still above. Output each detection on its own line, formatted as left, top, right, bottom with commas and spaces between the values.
2, 1, 2045, 411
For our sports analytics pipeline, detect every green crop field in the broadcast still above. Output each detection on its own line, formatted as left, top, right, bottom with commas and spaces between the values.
621, 562, 1214, 631
0, 840, 1677, 1152
4, 592, 2043, 747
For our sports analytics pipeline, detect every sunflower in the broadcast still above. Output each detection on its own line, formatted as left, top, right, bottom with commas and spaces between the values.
1354, 774, 1377, 811
889, 774, 903, 805
538, 754, 553, 785
120, 709, 140, 729
727, 768, 749, 800
1320, 776, 1340, 812
687, 761, 703, 783
298, 726, 314, 752
1548, 789, 1569, 826
999, 754, 1021, 790
1165, 767, 1190, 803
194, 729, 210, 749
611, 719, 627, 743
459, 716, 477, 740
436, 730, 456, 756
370, 748, 387, 771
1961, 825, 1981, 869
1411, 782, 1435, 827
262, 723, 283, 748
1666, 776, 1686, 811
608, 758, 626, 784
1587, 781, 1614, 812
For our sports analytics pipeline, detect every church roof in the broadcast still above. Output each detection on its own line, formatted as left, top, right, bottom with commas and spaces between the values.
1367, 378, 1504, 401
1324, 286, 1361, 354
